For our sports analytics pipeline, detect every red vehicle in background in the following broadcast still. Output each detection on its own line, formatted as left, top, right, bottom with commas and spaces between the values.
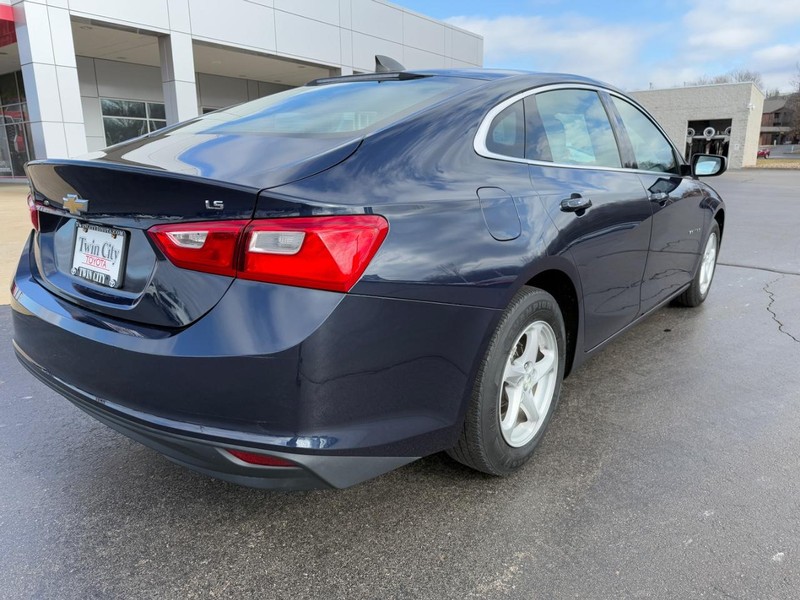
757, 148, 771, 158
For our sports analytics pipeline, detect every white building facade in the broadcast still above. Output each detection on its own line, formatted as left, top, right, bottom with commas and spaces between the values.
0, 0, 483, 177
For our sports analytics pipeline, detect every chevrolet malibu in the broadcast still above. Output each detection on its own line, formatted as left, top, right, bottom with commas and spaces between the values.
12, 69, 726, 489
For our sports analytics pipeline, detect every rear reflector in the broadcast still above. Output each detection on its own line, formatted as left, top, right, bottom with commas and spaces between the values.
148, 215, 388, 292
225, 449, 297, 467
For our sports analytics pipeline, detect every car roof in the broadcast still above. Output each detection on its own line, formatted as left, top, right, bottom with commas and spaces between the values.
308, 68, 622, 94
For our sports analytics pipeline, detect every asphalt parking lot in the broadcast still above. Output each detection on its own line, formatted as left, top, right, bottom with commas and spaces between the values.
1, 169, 799, 599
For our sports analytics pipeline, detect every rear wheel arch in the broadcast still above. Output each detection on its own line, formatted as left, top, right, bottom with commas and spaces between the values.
524, 269, 579, 377
448, 286, 566, 475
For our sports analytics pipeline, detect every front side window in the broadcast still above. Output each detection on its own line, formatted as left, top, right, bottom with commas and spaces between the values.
527, 89, 621, 168
611, 97, 677, 174
101, 99, 168, 146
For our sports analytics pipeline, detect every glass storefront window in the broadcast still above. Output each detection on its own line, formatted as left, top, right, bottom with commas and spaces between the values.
101, 98, 147, 119
0, 72, 19, 105
4, 103, 28, 122
0, 133, 12, 176
148, 102, 166, 120
102, 118, 148, 146
5, 123, 29, 175
101, 98, 168, 146
0, 70, 32, 177
14, 72, 25, 103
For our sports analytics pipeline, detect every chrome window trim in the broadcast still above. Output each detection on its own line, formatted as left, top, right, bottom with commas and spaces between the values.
473, 82, 687, 177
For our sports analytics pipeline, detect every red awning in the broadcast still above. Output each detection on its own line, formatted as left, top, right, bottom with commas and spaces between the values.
0, 5, 15, 48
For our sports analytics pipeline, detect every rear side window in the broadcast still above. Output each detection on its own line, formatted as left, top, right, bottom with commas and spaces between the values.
526, 89, 621, 168
486, 100, 525, 158
611, 97, 678, 174
181, 77, 476, 137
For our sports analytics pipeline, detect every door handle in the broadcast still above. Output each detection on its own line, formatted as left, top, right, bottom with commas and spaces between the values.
560, 193, 592, 213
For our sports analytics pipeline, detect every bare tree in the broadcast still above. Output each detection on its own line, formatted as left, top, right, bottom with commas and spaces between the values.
686, 69, 763, 90
728, 69, 764, 89
686, 75, 716, 86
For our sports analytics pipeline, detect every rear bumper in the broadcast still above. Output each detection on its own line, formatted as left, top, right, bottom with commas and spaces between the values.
12, 234, 498, 488
15, 342, 416, 489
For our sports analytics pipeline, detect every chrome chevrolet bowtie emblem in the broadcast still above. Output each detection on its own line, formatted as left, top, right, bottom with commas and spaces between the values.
62, 194, 88, 215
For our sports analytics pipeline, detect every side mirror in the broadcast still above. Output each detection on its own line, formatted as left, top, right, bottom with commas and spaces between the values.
691, 154, 727, 177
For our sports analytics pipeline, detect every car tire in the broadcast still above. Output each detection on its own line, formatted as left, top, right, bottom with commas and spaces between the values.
674, 222, 720, 307
447, 286, 566, 476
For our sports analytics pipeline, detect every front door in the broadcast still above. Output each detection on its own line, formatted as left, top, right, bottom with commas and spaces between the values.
525, 89, 652, 350
607, 95, 710, 313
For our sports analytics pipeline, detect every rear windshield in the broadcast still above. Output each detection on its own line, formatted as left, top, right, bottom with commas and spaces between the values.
182, 77, 476, 137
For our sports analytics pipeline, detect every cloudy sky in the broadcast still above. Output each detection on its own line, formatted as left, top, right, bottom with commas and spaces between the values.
399, 0, 800, 93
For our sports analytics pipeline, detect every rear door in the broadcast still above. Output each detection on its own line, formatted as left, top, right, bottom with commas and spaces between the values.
525, 88, 653, 350
606, 95, 709, 313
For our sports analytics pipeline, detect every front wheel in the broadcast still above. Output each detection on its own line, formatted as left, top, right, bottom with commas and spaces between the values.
447, 287, 566, 476
674, 222, 720, 307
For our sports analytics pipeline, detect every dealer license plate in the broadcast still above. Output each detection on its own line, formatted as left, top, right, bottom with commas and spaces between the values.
71, 222, 127, 288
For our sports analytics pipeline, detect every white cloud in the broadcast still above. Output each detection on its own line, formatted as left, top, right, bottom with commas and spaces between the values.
751, 44, 800, 92
444, 2, 800, 93
445, 14, 654, 89
677, 1, 800, 92
686, 28, 765, 53
752, 43, 800, 65
683, 0, 800, 54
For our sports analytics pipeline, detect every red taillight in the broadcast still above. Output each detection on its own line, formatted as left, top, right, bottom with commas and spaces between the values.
27, 193, 39, 231
225, 449, 296, 467
148, 215, 388, 292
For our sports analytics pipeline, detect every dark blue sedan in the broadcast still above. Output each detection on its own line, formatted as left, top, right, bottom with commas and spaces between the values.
12, 69, 726, 489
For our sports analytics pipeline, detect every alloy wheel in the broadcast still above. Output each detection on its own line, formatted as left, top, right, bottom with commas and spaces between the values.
498, 320, 559, 447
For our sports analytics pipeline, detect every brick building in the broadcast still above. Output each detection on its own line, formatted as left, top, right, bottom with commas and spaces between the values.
760, 96, 796, 146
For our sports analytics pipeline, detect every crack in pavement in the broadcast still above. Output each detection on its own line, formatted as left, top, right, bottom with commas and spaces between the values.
718, 262, 800, 277
764, 275, 800, 344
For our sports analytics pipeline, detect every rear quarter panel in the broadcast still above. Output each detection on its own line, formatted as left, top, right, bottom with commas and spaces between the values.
263, 79, 570, 311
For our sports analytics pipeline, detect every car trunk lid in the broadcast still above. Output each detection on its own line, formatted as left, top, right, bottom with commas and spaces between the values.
25, 134, 360, 328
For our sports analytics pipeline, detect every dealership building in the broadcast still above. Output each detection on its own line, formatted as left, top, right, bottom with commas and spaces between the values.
0, 0, 483, 178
